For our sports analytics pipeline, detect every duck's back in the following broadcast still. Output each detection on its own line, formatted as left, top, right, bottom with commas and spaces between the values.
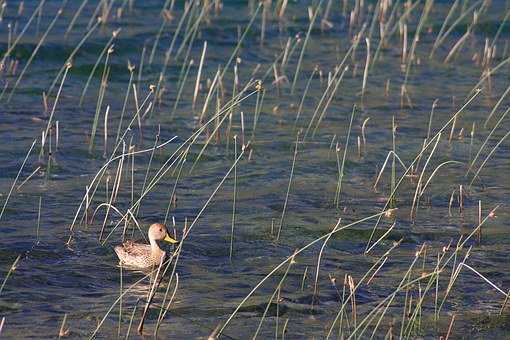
114, 241, 154, 268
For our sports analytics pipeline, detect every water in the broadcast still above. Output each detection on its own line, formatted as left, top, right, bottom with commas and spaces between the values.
1, 0, 510, 338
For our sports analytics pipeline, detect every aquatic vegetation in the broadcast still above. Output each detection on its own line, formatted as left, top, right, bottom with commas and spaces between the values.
0, 0, 510, 338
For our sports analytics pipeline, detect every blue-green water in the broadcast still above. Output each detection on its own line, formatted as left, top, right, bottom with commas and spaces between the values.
1, 0, 510, 338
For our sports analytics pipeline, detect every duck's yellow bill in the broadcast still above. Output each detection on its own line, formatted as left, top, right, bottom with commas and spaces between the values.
164, 234, 179, 244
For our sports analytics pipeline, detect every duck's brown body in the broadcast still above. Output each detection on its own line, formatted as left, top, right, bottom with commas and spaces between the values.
114, 240, 166, 268
114, 223, 178, 269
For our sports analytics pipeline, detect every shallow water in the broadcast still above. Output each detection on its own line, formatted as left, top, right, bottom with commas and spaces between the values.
1, 0, 510, 338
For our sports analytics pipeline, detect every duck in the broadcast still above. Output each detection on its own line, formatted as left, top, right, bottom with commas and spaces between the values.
114, 223, 178, 269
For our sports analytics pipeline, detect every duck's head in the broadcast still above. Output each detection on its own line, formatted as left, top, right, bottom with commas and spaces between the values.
148, 223, 178, 244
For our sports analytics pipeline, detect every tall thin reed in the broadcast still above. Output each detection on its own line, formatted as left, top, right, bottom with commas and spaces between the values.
230, 136, 238, 260
277, 131, 300, 241
291, 0, 323, 94
0, 140, 36, 222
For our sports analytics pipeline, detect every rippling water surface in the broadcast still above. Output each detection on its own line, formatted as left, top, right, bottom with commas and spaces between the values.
1, 0, 510, 338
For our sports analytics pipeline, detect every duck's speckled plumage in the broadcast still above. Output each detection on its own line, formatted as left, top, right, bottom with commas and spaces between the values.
114, 241, 166, 268
114, 223, 178, 269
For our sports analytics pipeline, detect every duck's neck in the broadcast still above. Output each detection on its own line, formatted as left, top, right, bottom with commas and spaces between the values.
149, 238, 165, 259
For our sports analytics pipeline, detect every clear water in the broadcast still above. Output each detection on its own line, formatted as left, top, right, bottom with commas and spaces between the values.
1, 0, 510, 338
